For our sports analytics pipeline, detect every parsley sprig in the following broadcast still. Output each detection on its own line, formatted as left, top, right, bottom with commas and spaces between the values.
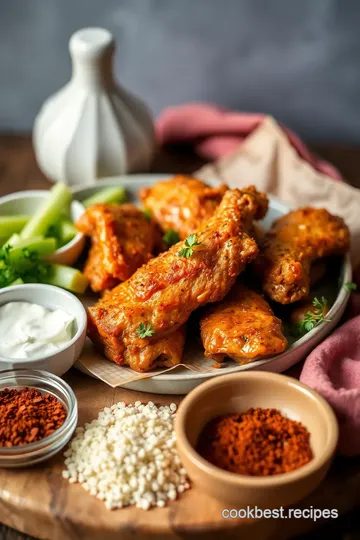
137, 322, 155, 339
293, 296, 330, 337
163, 229, 180, 246
344, 281, 357, 292
0, 245, 50, 288
142, 209, 152, 221
178, 234, 201, 258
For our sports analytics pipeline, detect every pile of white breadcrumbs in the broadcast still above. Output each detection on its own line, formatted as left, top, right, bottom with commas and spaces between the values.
62, 401, 190, 510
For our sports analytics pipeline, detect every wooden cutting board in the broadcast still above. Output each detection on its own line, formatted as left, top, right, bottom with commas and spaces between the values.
0, 141, 360, 539
0, 369, 360, 540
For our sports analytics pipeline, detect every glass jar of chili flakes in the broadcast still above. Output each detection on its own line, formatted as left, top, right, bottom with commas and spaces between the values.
0, 369, 77, 468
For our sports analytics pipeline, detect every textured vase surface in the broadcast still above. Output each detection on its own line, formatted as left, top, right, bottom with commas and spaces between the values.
33, 27, 155, 186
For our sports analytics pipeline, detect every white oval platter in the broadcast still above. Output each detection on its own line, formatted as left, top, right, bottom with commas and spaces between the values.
72, 175, 352, 394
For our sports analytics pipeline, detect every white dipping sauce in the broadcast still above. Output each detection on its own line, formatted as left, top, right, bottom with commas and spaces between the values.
0, 302, 75, 359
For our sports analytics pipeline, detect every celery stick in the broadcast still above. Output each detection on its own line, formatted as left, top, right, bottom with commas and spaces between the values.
46, 264, 88, 293
9, 237, 57, 260
58, 216, 77, 246
3, 234, 20, 248
20, 183, 71, 240
0, 215, 29, 238
82, 186, 127, 208
9, 278, 24, 286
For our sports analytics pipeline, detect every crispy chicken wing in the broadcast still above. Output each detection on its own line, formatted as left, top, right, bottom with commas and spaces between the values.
200, 283, 287, 364
88, 314, 187, 372
254, 207, 350, 304
139, 175, 228, 239
87, 187, 267, 371
76, 204, 156, 292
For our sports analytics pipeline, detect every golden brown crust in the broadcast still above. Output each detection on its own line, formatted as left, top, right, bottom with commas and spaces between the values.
200, 283, 287, 364
125, 326, 187, 372
254, 207, 350, 304
76, 204, 156, 293
140, 178, 269, 241
87, 188, 265, 371
139, 175, 228, 239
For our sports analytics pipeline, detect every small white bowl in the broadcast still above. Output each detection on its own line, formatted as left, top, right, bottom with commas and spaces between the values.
0, 190, 85, 266
0, 284, 87, 376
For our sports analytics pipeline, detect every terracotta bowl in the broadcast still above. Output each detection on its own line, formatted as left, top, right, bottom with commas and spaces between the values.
175, 372, 338, 509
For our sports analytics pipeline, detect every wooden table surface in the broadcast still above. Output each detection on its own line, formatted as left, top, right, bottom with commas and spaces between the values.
1, 135, 360, 540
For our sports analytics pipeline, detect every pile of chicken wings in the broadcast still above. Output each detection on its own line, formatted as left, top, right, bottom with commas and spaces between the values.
76, 176, 350, 373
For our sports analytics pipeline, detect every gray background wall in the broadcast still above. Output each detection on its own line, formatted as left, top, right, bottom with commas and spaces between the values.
1, 0, 360, 142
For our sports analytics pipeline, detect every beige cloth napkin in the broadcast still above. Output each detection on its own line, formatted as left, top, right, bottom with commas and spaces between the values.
197, 116, 360, 267
77, 116, 360, 386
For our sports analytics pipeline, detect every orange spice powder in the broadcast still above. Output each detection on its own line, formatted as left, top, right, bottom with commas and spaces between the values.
0, 387, 67, 447
196, 408, 313, 476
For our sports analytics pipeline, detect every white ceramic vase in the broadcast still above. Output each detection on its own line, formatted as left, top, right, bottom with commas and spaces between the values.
33, 28, 155, 186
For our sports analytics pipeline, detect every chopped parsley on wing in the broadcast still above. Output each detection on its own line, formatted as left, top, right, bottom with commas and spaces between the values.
137, 322, 155, 338
292, 296, 330, 337
178, 234, 201, 258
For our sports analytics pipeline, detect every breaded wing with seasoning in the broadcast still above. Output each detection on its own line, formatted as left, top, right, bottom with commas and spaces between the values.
139, 175, 228, 239
76, 204, 156, 292
200, 283, 287, 364
254, 207, 350, 304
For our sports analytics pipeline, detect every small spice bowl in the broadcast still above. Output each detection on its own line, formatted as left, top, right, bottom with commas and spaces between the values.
0, 369, 78, 468
175, 372, 338, 509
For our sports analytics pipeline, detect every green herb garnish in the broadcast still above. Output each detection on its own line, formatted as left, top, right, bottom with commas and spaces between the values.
137, 322, 155, 339
163, 229, 180, 246
142, 209, 152, 221
178, 234, 201, 258
0, 244, 51, 288
344, 281, 357, 292
293, 296, 330, 337
0, 245, 17, 287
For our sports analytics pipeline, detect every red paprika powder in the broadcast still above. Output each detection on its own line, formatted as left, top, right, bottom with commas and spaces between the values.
197, 407, 313, 476
0, 387, 67, 447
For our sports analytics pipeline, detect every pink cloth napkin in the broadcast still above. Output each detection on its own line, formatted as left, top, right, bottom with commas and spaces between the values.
301, 296, 360, 455
156, 102, 360, 455
156, 103, 342, 180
